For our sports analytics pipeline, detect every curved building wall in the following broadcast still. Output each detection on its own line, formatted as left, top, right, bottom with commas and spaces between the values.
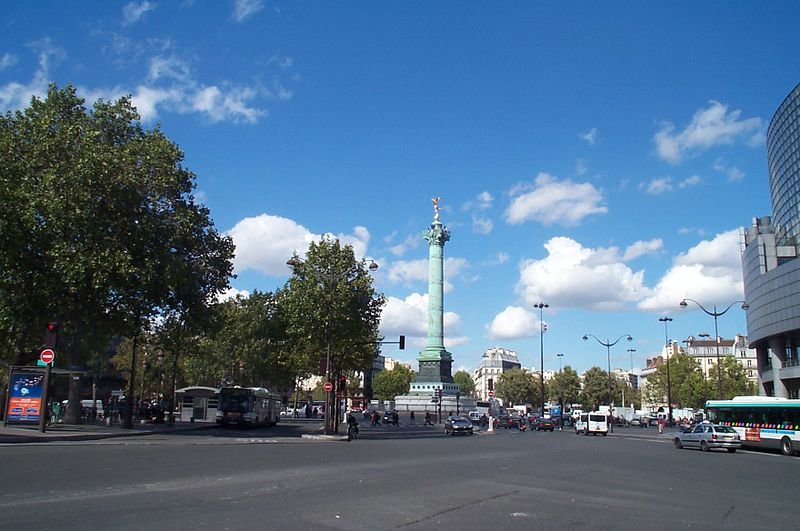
743, 82, 800, 398
766, 83, 800, 246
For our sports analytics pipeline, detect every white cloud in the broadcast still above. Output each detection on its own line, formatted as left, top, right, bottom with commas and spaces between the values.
580, 127, 598, 145
218, 287, 250, 302
516, 237, 650, 311
622, 239, 663, 261
505, 173, 608, 226
679, 175, 701, 188
638, 229, 744, 311
486, 305, 539, 340
654, 101, 763, 164
386, 257, 467, 293
472, 216, 493, 235
380, 293, 465, 349
0, 53, 18, 70
644, 177, 673, 195
0, 39, 60, 112
232, 0, 264, 22
123, 1, 156, 26
387, 233, 420, 257
226, 214, 371, 277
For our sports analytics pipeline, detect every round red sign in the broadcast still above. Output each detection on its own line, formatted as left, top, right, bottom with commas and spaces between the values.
40, 348, 55, 364
323, 382, 333, 392
488, 390, 494, 398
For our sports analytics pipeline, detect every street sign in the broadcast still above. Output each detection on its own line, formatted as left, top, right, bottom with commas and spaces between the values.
488, 390, 495, 398
40, 348, 55, 365
323, 381, 333, 392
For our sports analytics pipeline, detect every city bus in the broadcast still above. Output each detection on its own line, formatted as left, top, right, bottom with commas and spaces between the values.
705, 396, 800, 456
216, 386, 281, 427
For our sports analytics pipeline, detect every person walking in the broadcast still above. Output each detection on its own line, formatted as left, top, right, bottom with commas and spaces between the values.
409, 410, 416, 425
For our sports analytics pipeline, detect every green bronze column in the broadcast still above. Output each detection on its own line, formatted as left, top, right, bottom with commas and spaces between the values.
416, 197, 453, 383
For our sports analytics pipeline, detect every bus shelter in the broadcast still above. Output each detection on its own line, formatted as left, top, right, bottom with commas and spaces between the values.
175, 386, 219, 423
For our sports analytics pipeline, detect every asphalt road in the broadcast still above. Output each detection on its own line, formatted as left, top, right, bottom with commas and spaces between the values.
0, 425, 797, 530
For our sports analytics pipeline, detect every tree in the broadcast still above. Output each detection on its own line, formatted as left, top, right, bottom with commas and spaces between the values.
280, 238, 385, 431
644, 353, 706, 410
372, 366, 414, 401
453, 370, 476, 397
0, 84, 234, 423
547, 366, 582, 406
581, 367, 610, 410
709, 356, 757, 400
495, 368, 539, 407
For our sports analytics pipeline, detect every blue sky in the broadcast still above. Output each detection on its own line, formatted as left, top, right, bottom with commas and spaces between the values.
2, 2, 797, 375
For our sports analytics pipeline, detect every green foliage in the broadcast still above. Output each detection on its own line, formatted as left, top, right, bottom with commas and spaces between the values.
708, 356, 757, 400
644, 353, 706, 409
547, 366, 582, 405
580, 366, 611, 410
453, 370, 476, 397
280, 238, 386, 379
495, 368, 539, 406
0, 84, 234, 378
372, 365, 414, 401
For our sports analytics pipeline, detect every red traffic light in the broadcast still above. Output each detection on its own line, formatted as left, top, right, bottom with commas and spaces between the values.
47, 323, 58, 332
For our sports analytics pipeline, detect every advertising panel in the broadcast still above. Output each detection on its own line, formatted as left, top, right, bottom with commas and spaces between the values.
6, 371, 46, 423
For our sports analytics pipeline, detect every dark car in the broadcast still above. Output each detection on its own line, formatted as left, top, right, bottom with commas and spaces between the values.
382, 410, 397, 424
533, 417, 555, 431
495, 414, 515, 429
444, 415, 474, 435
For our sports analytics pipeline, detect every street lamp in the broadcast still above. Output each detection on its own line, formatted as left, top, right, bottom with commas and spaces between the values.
287, 255, 379, 435
533, 302, 548, 417
658, 317, 673, 426
583, 333, 633, 433
627, 348, 637, 398
556, 353, 564, 430
680, 299, 748, 400
698, 332, 711, 404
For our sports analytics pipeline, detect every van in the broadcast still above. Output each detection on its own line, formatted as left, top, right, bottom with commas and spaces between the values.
575, 412, 609, 436
468, 411, 481, 423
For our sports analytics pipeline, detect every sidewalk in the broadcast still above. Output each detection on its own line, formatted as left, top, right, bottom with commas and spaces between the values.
0, 419, 217, 444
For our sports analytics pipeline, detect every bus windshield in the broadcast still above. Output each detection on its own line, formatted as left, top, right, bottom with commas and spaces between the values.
220, 389, 251, 412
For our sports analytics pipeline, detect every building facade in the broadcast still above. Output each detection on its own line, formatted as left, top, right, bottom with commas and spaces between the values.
742, 82, 800, 398
472, 347, 521, 401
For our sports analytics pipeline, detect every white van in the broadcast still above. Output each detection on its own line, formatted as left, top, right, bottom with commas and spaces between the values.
575, 412, 609, 436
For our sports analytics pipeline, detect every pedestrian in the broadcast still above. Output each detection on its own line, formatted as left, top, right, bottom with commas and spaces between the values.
424, 411, 433, 426
410, 410, 416, 425
392, 410, 399, 425
480, 414, 487, 428
657, 415, 665, 434
372, 410, 380, 427
312, 406, 318, 418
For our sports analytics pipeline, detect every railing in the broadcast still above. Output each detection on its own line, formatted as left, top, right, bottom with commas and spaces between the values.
782, 358, 800, 368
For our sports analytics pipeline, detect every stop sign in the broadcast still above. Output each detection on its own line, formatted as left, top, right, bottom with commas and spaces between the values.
488, 390, 494, 398
40, 348, 55, 364
323, 381, 333, 392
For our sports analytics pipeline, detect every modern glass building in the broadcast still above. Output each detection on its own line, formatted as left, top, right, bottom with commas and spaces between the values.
742, 82, 800, 398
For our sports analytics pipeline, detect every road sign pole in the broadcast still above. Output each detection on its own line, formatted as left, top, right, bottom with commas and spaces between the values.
38, 364, 51, 433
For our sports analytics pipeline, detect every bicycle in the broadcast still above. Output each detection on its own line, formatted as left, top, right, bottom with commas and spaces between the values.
347, 423, 359, 441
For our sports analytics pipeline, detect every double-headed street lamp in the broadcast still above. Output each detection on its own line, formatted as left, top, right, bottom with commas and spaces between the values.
658, 317, 673, 426
533, 302, 548, 417
583, 333, 633, 433
679, 299, 748, 400
287, 255, 379, 435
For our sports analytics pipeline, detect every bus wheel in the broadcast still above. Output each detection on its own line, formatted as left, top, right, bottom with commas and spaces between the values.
781, 437, 795, 456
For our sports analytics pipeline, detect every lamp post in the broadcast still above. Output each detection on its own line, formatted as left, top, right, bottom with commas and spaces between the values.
556, 353, 564, 430
680, 299, 748, 400
627, 348, 637, 399
583, 333, 633, 433
658, 317, 673, 426
698, 332, 711, 404
287, 255, 379, 435
533, 302, 548, 417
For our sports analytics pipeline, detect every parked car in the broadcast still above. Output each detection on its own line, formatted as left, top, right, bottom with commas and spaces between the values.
444, 415, 474, 435
468, 411, 481, 423
533, 417, 555, 431
673, 422, 741, 453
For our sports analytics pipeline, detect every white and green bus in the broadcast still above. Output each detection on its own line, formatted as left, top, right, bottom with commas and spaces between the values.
705, 396, 800, 456
216, 386, 281, 427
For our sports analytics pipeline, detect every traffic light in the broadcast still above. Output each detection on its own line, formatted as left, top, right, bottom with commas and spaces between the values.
487, 378, 493, 391
44, 322, 59, 349
399, 335, 405, 350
